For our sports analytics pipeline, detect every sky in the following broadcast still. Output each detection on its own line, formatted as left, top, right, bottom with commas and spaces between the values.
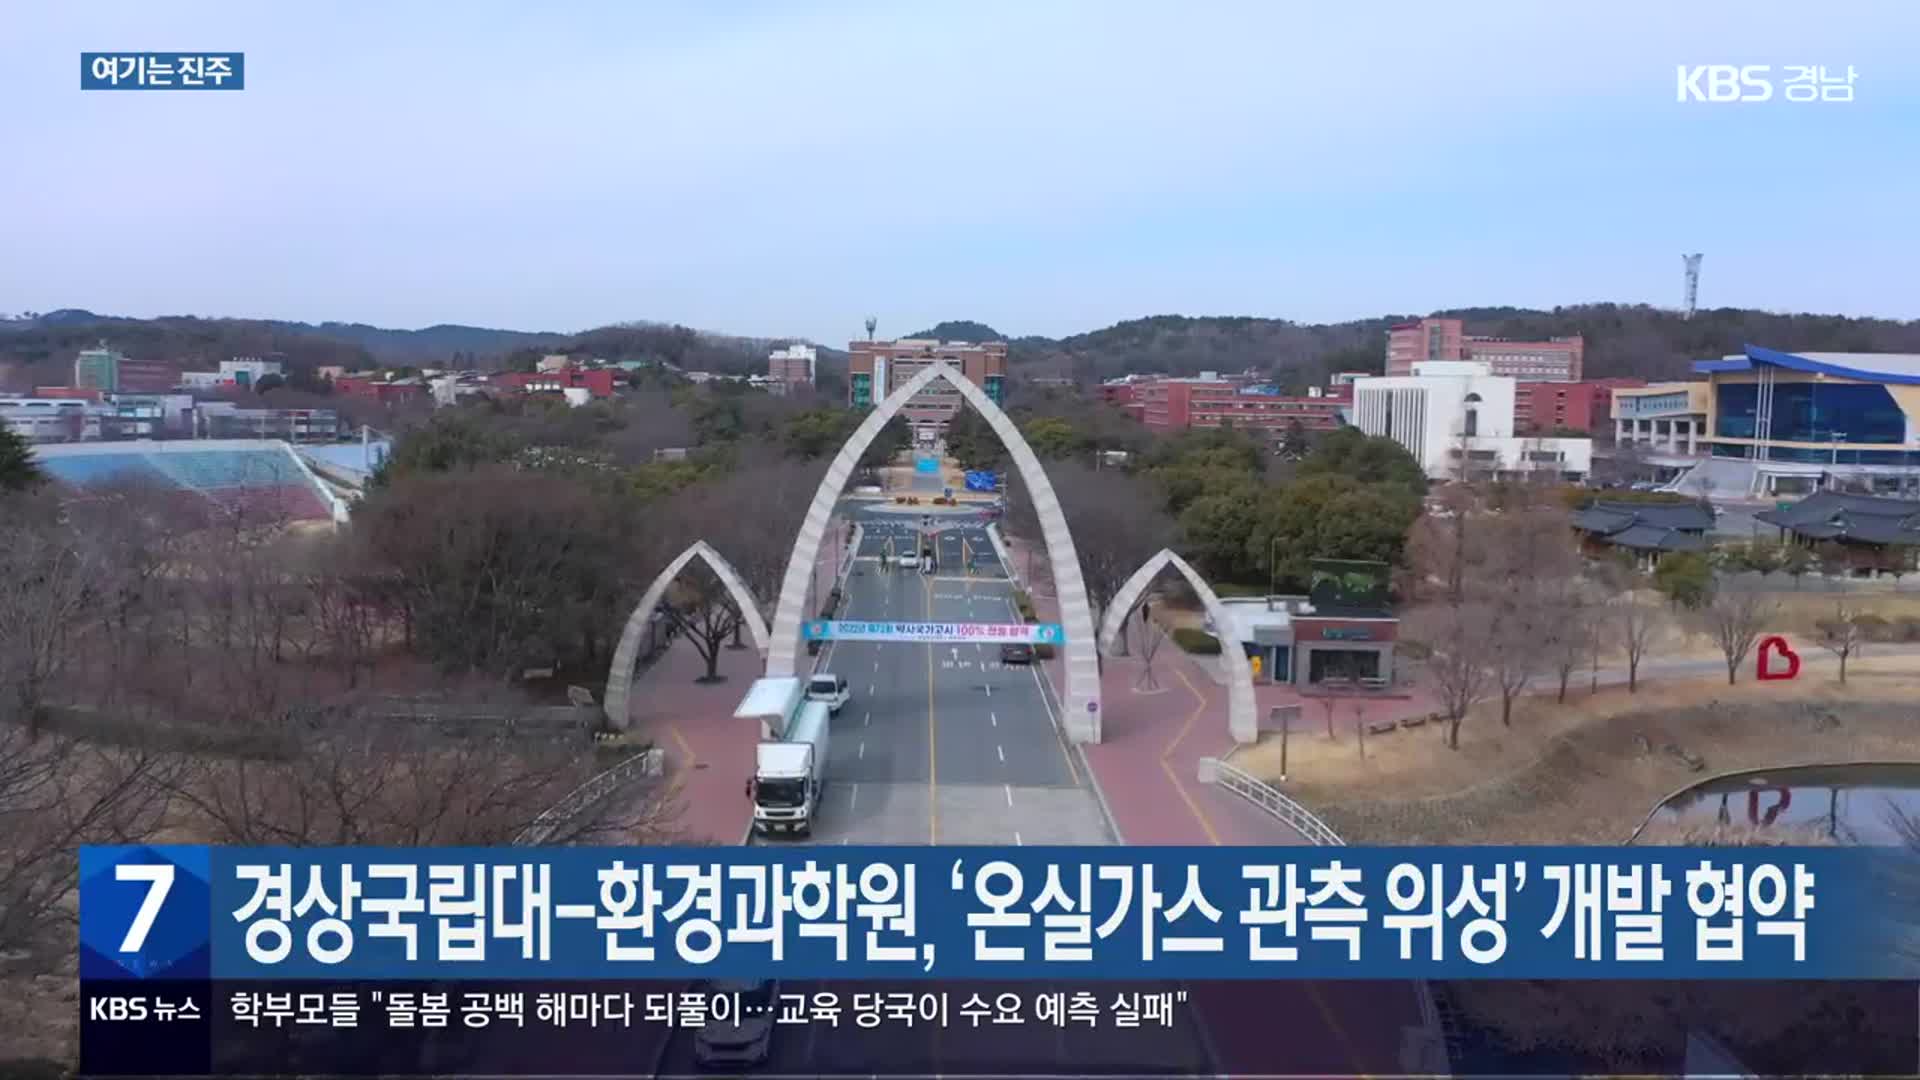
5, 1, 1919, 344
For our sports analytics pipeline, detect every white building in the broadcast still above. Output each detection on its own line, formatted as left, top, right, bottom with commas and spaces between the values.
1352, 361, 1592, 481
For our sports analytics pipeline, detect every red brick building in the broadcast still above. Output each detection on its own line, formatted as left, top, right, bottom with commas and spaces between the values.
492, 366, 618, 399
333, 376, 428, 406
1123, 375, 1351, 445
1388, 317, 1586, 381
1514, 377, 1645, 434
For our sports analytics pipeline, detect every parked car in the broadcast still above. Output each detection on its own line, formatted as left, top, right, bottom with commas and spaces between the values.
1000, 642, 1034, 665
694, 979, 778, 1069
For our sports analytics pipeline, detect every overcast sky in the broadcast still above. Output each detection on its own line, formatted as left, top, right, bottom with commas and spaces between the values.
5, 2, 1917, 343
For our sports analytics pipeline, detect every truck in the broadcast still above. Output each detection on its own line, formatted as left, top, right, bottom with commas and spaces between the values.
751, 699, 830, 838
733, 675, 806, 739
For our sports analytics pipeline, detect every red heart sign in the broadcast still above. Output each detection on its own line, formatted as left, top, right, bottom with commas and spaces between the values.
1756, 635, 1800, 681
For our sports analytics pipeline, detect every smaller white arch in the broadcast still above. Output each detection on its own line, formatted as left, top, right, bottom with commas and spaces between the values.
603, 540, 770, 731
1097, 549, 1258, 745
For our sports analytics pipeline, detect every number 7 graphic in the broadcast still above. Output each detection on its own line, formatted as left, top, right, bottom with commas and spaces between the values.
115, 863, 175, 953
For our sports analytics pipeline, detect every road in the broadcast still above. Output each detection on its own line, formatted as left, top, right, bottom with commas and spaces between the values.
788, 506, 1113, 847
664, 506, 1200, 1075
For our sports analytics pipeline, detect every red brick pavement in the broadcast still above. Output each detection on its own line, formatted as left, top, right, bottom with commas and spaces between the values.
1005, 533, 1424, 1077
623, 636, 764, 844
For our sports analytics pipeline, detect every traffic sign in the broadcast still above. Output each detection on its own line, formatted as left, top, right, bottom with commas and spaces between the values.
803, 621, 1064, 644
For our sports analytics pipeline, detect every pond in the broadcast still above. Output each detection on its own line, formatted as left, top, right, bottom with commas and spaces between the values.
1641, 762, 1920, 846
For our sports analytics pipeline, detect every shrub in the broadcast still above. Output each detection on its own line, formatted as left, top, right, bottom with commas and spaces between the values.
1171, 627, 1221, 654
1852, 613, 1893, 642
1034, 643, 1056, 660
1011, 588, 1038, 622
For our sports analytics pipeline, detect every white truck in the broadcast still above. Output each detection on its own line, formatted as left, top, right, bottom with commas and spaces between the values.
751, 699, 830, 838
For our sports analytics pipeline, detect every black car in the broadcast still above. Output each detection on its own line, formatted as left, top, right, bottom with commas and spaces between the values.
1000, 642, 1034, 665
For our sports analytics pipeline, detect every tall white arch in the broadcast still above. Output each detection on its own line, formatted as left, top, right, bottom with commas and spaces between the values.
766, 361, 1104, 742
603, 540, 769, 731
1097, 549, 1258, 745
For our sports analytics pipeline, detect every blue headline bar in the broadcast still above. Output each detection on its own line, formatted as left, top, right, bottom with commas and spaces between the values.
80, 845, 1916, 982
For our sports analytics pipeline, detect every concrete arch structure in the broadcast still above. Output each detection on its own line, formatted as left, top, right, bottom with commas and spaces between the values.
603, 540, 769, 730
1097, 549, 1257, 745
765, 361, 1104, 742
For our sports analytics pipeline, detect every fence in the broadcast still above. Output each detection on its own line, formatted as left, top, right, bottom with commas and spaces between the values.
512, 746, 663, 846
1195, 757, 1345, 847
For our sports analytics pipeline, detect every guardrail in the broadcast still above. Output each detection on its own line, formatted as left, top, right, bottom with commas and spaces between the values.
512, 745, 663, 846
1195, 757, 1345, 847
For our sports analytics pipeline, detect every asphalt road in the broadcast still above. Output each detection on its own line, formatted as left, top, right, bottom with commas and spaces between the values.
784, 506, 1112, 846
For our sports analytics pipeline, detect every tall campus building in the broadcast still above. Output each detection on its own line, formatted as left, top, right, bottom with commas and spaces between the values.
847, 338, 1007, 441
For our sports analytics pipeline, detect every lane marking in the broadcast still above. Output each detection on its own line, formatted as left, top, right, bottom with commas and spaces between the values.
1002, 592, 1080, 788
863, 710, 871, 727
868, 683, 874, 695
1004, 783, 1014, 807
990, 711, 998, 727
850, 783, 859, 810
997, 744, 1006, 763
985, 684, 991, 697
925, 565, 938, 846
1167, 669, 1221, 845
1013, 831, 1023, 846
858, 741, 865, 760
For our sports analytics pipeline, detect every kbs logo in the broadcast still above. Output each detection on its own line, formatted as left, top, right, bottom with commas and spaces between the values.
1677, 65, 1773, 102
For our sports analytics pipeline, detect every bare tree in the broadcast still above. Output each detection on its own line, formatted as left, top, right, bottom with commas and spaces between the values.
1042, 461, 1175, 654
1477, 499, 1580, 724
0, 509, 96, 732
1697, 582, 1777, 685
659, 563, 745, 683
1546, 585, 1596, 704
1815, 600, 1865, 684
1614, 592, 1665, 693
1409, 600, 1499, 750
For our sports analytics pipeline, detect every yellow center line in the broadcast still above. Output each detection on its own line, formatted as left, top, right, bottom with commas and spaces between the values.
925, 568, 938, 845
1165, 671, 1220, 845
1166, 671, 1373, 1080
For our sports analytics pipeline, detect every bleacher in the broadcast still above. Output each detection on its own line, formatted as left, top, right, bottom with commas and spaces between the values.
33, 440, 343, 524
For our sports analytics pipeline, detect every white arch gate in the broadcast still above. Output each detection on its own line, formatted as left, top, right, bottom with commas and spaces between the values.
603, 540, 769, 731
1097, 548, 1258, 745
765, 361, 1104, 742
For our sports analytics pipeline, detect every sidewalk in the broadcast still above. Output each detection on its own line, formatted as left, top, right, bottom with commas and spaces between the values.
623, 636, 763, 844
1002, 533, 1421, 1075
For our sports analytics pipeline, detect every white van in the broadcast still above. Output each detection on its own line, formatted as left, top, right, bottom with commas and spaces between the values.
806, 673, 849, 715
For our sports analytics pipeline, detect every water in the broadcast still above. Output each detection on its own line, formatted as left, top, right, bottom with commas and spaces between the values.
1647, 762, 1920, 846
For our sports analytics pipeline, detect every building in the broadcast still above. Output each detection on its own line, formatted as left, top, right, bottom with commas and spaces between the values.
1131, 374, 1350, 445
1386, 317, 1585, 381
491, 366, 617, 400
220, 358, 283, 388
1515, 378, 1646, 434
1755, 492, 1920, 565
196, 403, 341, 442
118, 359, 179, 393
333, 376, 429, 407
767, 345, 817, 394
0, 397, 98, 442
1351, 361, 1593, 481
848, 338, 1008, 440
1204, 559, 1400, 686
1612, 382, 1711, 456
1570, 500, 1714, 568
74, 345, 124, 392
1663, 346, 1920, 499
1387, 319, 1465, 374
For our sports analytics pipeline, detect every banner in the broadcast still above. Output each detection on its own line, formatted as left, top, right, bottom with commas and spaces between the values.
74, 845, 1920, 1076
803, 621, 1062, 644
81, 845, 1911, 983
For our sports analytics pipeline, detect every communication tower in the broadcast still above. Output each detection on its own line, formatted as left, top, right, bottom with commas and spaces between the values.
864, 316, 877, 341
1682, 253, 1704, 320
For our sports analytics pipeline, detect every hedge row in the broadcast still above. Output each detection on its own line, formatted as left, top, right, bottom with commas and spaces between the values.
1171, 627, 1221, 655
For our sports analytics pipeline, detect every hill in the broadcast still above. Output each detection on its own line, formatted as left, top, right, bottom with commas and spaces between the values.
8, 302, 1919, 397
906, 320, 1007, 343
1000, 304, 1920, 386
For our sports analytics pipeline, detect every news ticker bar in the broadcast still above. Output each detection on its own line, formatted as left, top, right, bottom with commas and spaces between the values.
80, 978, 1920, 1077
82, 845, 1920, 982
